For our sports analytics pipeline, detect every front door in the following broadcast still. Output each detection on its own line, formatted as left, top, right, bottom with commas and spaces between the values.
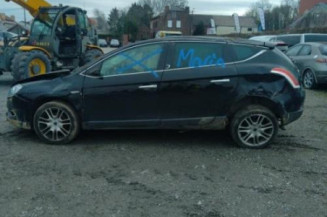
82, 43, 166, 129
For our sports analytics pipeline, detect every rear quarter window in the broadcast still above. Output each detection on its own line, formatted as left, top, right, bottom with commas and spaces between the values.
231, 44, 264, 61
319, 45, 327, 55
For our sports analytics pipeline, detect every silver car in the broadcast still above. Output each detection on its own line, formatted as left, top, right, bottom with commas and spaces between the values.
286, 42, 327, 89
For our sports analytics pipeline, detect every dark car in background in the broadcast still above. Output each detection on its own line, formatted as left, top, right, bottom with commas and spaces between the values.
286, 42, 327, 89
277, 33, 327, 47
7, 37, 305, 148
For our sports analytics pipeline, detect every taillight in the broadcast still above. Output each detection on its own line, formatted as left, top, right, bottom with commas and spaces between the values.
316, 58, 327, 63
271, 67, 300, 89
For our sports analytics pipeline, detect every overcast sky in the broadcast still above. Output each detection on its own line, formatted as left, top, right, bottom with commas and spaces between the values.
1, 0, 282, 22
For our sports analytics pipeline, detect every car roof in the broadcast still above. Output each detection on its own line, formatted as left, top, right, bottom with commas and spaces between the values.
126, 36, 275, 49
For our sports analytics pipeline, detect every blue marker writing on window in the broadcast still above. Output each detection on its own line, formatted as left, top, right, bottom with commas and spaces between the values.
177, 48, 226, 68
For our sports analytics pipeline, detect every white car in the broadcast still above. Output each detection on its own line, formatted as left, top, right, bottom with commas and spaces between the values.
110, 39, 120, 47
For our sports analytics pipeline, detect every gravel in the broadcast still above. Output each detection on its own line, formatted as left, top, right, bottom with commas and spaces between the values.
0, 74, 326, 217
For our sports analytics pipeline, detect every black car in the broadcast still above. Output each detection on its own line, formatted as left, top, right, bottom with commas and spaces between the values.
7, 37, 305, 148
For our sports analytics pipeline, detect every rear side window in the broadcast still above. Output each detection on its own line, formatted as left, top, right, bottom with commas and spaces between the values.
277, 35, 301, 47
231, 45, 263, 61
172, 42, 225, 69
305, 35, 327, 43
298, 45, 312, 56
319, 45, 327, 55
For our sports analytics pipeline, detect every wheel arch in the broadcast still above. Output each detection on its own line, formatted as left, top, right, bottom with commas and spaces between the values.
30, 97, 81, 129
302, 67, 318, 83
19, 46, 52, 59
228, 96, 284, 120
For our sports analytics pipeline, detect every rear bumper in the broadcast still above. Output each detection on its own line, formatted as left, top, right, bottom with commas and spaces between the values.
281, 107, 304, 126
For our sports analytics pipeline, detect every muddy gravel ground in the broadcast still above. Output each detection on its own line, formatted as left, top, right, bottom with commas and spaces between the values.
0, 74, 326, 217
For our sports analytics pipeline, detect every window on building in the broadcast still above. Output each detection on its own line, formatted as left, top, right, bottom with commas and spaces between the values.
247, 28, 252, 32
176, 20, 181, 28
168, 20, 173, 28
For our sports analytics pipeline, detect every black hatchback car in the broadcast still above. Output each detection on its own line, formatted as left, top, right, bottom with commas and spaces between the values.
7, 37, 305, 148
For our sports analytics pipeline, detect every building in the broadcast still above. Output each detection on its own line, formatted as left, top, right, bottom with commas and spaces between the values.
299, 0, 327, 15
150, 6, 257, 37
290, 3, 327, 29
150, 6, 191, 37
192, 15, 258, 36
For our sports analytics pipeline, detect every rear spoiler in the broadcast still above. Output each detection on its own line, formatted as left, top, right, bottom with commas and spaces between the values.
228, 38, 276, 49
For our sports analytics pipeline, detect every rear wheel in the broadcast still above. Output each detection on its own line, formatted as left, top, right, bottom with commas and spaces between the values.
12, 51, 51, 81
230, 105, 278, 149
33, 101, 80, 144
302, 69, 316, 89
83, 49, 103, 65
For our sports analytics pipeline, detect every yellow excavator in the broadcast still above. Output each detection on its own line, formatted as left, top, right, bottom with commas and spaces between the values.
0, 0, 102, 81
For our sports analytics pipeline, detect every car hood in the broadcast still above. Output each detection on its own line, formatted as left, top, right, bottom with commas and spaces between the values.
15, 70, 71, 85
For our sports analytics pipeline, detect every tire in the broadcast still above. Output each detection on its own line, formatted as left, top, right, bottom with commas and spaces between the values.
33, 101, 80, 144
10, 52, 24, 81
230, 105, 278, 149
13, 51, 51, 81
302, 69, 317, 89
83, 49, 103, 65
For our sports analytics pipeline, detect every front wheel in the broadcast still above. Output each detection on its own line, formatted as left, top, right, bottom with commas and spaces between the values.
33, 101, 80, 144
230, 105, 278, 149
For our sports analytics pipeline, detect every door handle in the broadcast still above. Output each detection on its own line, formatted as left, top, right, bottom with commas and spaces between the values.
210, 79, 230, 83
138, 84, 157, 89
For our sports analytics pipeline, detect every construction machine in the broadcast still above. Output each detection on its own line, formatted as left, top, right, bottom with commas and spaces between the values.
0, 0, 102, 81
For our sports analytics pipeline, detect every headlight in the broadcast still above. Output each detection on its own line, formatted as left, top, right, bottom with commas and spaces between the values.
8, 84, 23, 97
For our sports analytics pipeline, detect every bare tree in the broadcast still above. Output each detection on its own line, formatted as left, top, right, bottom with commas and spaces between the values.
139, 0, 188, 15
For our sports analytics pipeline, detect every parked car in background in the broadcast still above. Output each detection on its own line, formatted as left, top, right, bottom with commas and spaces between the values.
7, 37, 305, 148
249, 35, 288, 52
98, 39, 108, 48
109, 39, 120, 47
0, 31, 17, 46
286, 42, 327, 89
155, 31, 182, 38
277, 33, 327, 47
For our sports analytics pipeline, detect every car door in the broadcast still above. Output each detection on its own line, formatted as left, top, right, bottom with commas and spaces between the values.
158, 41, 238, 129
82, 42, 166, 129
295, 45, 314, 72
286, 44, 303, 69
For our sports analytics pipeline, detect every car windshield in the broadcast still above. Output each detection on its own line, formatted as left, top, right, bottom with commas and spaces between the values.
30, 9, 60, 38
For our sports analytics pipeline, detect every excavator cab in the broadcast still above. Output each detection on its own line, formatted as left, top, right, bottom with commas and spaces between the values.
8, 6, 102, 81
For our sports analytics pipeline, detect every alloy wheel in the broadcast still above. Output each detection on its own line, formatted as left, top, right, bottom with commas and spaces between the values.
303, 70, 315, 89
37, 107, 73, 142
237, 114, 274, 147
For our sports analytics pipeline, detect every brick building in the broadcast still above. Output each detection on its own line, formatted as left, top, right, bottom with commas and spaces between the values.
299, 0, 327, 15
150, 6, 191, 38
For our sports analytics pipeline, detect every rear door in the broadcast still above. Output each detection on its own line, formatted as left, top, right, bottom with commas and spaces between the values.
286, 44, 304, 69
295, 45, 313, 72
158, 41, 238, 128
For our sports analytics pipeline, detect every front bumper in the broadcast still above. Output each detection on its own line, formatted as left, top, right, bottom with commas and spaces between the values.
7, 96, 32, 130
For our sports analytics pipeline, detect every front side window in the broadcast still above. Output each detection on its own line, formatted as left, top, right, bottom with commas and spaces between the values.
305, 35, 327, 43
286, 45, 302, 56
319, 45, 327, 55
100, 44, 164, 77
172, 42, 225, 69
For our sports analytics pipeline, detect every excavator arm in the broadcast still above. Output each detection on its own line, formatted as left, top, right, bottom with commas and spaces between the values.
4, 0, 51, 17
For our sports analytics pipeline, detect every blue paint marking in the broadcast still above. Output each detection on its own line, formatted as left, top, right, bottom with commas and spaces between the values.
177, 49, 226, 69
117, 48, 163, 79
